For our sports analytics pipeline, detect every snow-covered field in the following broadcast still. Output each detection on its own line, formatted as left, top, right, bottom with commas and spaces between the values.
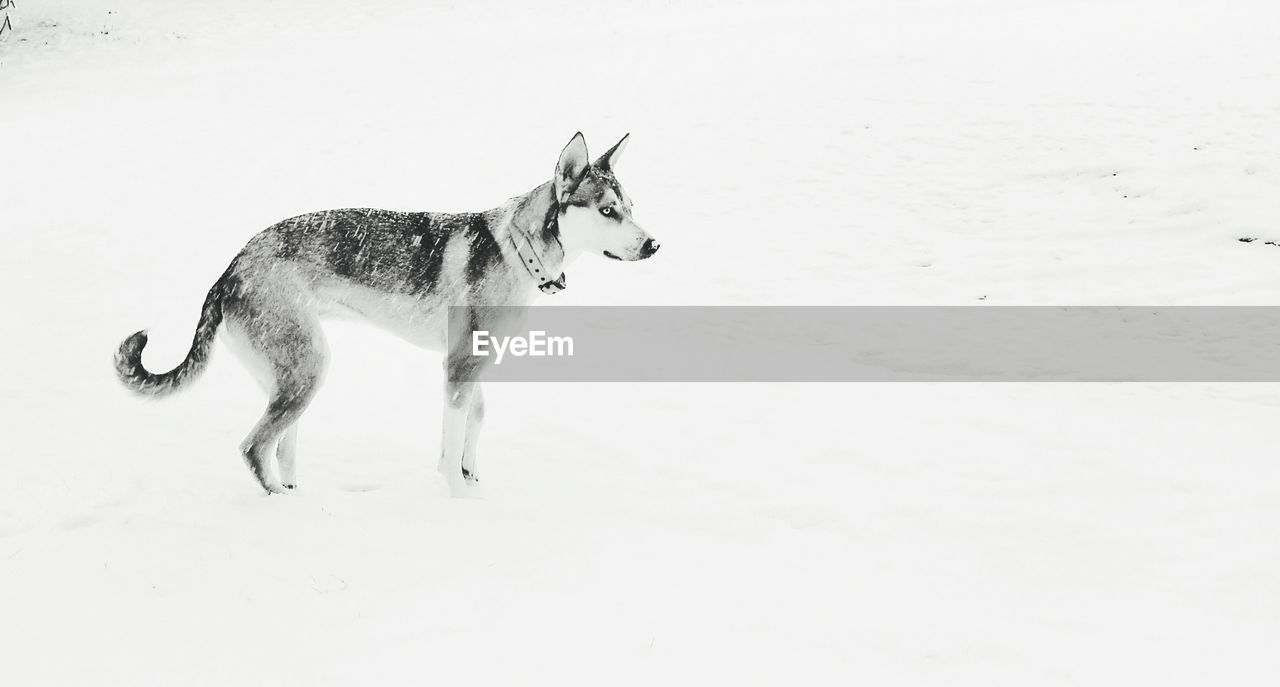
3, 0, 1280, 684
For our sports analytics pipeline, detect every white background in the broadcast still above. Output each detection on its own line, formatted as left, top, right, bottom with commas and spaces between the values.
2, 0, 1280, 684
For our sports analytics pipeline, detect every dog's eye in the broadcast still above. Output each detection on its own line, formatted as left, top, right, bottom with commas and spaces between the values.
599, 207, 614, 217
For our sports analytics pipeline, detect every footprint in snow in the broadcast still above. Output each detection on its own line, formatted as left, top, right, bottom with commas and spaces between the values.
339, 483, 382, 493
60, 514, 100, 531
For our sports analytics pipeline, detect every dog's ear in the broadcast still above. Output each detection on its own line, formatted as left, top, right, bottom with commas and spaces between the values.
594, 133, 629, 172
555, 132, 590, 203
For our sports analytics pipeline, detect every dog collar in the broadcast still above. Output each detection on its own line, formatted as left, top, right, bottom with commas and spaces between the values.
510, 201, 567, 295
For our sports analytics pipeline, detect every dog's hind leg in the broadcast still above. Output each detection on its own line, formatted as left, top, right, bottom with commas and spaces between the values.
239, 356, 324, 494
461, 385, 484, 483
224, 296, 328, 494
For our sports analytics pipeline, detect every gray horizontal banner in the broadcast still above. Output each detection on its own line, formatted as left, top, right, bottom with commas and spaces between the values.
446, 307, 1280, 382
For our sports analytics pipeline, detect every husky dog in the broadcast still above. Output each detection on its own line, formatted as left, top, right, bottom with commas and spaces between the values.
114, 133, 658, 495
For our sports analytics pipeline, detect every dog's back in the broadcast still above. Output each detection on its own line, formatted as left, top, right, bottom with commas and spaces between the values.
240, 208, 503, 300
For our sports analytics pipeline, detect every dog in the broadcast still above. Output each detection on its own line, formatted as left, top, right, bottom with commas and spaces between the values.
113, 133, 658, 495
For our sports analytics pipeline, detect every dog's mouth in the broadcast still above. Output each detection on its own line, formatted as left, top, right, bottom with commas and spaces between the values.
603, 251, 624, 261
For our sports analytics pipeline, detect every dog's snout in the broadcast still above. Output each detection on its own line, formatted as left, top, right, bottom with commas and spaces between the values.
640, 238, 661, 258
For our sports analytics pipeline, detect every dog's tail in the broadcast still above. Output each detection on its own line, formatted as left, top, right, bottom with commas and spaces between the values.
114, 270, 231, 398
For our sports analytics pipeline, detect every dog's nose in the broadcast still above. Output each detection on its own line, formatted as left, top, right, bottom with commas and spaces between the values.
640, 238, 661, 258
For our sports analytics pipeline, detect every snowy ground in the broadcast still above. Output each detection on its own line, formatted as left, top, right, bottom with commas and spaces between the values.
3, 0, 1280, 684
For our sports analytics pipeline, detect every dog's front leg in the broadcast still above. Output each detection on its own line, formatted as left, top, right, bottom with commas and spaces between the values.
461, 385, 484, 483
440, 334, 489, 497
439, 379, 476, 497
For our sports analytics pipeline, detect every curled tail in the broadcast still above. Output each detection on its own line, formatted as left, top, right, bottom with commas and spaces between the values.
114, 273, 228, 397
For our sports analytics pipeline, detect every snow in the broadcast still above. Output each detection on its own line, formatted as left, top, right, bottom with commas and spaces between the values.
3, 0, 1280, 684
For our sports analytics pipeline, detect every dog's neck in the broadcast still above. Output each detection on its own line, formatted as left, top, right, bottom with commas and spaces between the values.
496, 181, 573, 294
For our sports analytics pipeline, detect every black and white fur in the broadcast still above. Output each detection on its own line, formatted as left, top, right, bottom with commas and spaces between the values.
114, 133, 658, 496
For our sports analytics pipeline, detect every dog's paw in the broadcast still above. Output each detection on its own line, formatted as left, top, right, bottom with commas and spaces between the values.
262, 481, 290, 495
339, 483, 381, 493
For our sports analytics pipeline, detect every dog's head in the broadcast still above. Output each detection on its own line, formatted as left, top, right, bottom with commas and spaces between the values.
552, 133, 659, 262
